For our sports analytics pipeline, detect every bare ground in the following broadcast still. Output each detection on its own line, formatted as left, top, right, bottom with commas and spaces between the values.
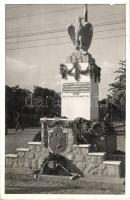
5, 173, 125, 194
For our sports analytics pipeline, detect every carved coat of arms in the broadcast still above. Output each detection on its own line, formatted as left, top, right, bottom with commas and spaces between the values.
48, 126, 67, 154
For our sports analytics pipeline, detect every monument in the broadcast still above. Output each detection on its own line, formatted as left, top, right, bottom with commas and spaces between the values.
5, 5, 122, 180
60, 6, 101, 120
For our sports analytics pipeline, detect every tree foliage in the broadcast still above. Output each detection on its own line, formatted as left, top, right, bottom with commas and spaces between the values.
5, 85, 61, 128
108, 60, 126, 120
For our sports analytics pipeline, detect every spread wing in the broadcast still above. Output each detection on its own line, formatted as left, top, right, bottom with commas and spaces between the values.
68, 25, 76, 45
81, 22, 93, 52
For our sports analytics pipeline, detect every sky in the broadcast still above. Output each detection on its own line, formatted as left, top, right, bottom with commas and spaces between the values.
5, 4, 126, 100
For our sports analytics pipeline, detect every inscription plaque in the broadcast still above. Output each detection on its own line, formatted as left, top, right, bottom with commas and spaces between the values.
62, 82, 90, 94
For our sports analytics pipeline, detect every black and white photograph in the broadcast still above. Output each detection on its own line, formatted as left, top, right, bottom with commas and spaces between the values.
0, 1, 129, 198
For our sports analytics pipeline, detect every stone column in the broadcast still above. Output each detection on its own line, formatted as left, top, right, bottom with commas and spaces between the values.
40, 118, 48, 147
61, 52, 101, 120
41, 121, 44, 143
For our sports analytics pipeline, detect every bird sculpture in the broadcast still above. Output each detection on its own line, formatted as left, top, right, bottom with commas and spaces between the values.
68, 16, 93, 53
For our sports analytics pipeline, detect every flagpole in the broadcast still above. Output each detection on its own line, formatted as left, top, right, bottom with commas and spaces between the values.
84, 4, 88, 22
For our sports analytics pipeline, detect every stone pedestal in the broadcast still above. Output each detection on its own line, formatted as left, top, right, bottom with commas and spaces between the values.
60, 52, 101, 120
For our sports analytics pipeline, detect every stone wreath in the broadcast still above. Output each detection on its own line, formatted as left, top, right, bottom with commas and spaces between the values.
60, 62, 101, 82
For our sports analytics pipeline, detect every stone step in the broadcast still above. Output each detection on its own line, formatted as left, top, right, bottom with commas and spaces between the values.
103, 160, 121, 165
49, 130, 67, 133
16, 148, 30, 159
74, 144, 91, 148
28, 142, 42, 152
73, 144, 91, 154
106, 154, 125, 177
5, 154, 18, 168
5, 154, 17, 158
28, 142, 42, 145
16, 148, 29, 152
103, 160, 122, 177
88, 152, 106, 156
88, 152, 106, 161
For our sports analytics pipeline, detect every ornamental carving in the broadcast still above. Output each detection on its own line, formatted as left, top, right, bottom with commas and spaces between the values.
48, 125, 67, 154
60, 62, 101, 82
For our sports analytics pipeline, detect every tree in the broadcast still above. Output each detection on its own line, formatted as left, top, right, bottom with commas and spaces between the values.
5, 85, 61, 129
33, 86, 61, 117
5, 85, 31, 128
108, 60, 126, 121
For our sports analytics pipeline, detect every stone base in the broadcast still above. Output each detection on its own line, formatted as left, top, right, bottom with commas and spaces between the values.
5, 142, 122, 178
5, 119, 122, 178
